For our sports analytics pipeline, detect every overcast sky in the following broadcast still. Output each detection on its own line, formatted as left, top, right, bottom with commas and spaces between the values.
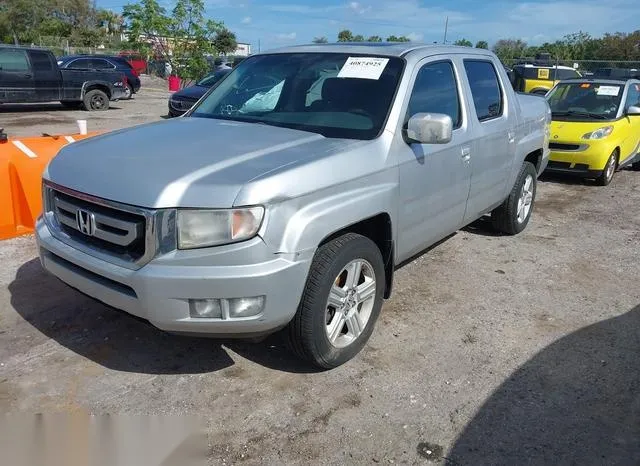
97, 0, 640, 52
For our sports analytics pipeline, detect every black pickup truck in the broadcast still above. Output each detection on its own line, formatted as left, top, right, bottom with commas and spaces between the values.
0, 46, 127, 111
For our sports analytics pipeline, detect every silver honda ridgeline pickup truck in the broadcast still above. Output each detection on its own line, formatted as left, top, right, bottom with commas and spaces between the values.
36, 44, 550, 368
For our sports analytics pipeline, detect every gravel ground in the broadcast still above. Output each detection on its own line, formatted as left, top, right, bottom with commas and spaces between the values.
1, 75, 170, 137
1, 94, 639, 464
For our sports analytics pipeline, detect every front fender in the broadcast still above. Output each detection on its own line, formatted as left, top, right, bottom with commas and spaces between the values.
263, 180, 397, 256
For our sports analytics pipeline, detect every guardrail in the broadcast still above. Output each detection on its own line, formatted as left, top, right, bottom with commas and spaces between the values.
0, 130, 102, 240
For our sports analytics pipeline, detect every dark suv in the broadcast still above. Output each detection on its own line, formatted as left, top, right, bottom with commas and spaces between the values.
57, 55, 141, 99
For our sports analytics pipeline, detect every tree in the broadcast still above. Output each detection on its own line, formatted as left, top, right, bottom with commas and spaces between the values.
123, 0, 231, 81
454, 38, 472, 47
367, 35, 382, 42
313, 36, 328, 43
387, 35, 410, 42
492, 38, 528, 61
475, 40, 488, 49
353, 34, 364, 42
213, 28, 237, 54
337, 29, 353, 42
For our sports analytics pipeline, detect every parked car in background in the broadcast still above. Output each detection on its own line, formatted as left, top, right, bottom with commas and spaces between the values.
545, 78, 640, 185
510, 63, 582, 95
118, 50, 147, 76
0, 46, 127, 110
57, 55, 141, 99
593, 67, 640, 80
36, 43, 550, 368
168, 68, 231, 117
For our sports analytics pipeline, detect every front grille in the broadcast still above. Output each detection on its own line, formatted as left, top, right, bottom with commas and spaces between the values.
549, 142, 583, 151
51, 190, 147, 261
548, 161, 571, 169
170, 98, 196, 111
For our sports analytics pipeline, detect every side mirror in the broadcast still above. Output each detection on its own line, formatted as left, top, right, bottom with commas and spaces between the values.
405, 113, 453, 144
626, 105, 640, 116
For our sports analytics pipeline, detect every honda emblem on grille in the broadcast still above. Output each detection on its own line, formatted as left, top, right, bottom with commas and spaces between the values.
75, 209, 96, 236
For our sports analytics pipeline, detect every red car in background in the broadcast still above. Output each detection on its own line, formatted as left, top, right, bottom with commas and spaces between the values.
118, 50, 147, 75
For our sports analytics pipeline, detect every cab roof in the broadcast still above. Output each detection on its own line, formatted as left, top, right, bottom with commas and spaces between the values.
259, 42, 495, 58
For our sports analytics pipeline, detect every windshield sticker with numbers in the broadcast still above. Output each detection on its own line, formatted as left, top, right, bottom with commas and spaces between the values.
337, 57, 390, 80
595, 85, 620, 96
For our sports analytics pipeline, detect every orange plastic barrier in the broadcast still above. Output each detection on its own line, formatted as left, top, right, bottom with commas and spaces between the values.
0, 132, 102, 240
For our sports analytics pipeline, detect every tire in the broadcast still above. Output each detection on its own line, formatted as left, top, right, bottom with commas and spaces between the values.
491, 161, 537, 235
595, 150, 618, 186
123, 84, 133, 100
632, 161, 640, 171
83, 89, 109, 111
60, 101, 82, 110
287, 233, 385, 369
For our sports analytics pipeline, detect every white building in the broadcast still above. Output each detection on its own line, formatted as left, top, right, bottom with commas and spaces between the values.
233, 42, 251, 57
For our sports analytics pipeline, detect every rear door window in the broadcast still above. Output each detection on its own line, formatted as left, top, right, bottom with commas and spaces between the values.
464, 60, 504, 121
28, 51, 55, 72
91, 59, 115, 70
0, 49, 30, 72
67, 58, 92, 69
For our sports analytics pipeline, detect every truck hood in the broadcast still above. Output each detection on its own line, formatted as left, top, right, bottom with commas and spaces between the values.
44, 117, 335, 208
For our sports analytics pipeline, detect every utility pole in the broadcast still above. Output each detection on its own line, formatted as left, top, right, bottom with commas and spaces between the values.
258, 39, 261, 53
443, 16, 448, 44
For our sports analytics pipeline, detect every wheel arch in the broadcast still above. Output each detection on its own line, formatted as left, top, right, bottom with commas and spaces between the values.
318, 213, 395, 299
82, 83, 112, 99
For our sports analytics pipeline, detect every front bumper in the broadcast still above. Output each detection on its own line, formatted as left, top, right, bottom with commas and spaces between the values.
35, 217, 311, 337
545, 139, 613, 175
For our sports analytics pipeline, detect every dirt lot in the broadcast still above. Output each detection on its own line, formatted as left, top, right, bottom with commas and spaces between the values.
1, 93, 639, 464
1, 76, 169, 137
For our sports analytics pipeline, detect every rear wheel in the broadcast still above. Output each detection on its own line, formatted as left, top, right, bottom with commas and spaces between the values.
491, 161, 537, 235
287, 233, 385, 369
83, 89, 109, 111
595, 150, 617, 186
123, 84, 133, 100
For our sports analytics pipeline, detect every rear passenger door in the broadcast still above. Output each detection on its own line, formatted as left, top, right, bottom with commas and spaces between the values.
27, 50, 61, 102
0, 48, 34, 102
461, 58, 516, 222
396, 58, 473, 262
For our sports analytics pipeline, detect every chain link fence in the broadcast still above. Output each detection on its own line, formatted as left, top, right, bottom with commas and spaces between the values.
503, 58, 640, 74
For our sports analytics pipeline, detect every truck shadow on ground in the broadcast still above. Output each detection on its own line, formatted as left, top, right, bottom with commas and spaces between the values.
9, 259, 320, 375
447, 304, 640, 465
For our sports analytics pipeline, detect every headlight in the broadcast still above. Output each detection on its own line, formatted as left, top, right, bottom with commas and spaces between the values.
582, 126, 613, 139
177, 207, 264, 249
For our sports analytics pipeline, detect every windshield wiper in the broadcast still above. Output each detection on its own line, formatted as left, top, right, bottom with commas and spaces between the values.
552, 110, 608, 120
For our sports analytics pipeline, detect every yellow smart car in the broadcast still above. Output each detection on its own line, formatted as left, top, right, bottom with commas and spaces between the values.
511, 64, 582, 95
545, 78, 640, 185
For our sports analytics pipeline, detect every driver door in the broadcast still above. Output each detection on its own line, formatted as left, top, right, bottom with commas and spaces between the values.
620, 84, 640, 163
395, 58, 473, 263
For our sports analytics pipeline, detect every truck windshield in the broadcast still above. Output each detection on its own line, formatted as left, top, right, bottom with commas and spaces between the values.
546, 82, 623, 120
190, 53, 404, 139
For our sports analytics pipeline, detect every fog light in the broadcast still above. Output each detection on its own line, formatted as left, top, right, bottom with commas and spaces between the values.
189, 299, 222, 318
227, 296, 265, 318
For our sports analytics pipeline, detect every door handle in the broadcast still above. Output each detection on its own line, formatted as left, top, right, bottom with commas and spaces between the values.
461, 146, 471, 162
508, 131, 516, 143
23, 74, 32, 79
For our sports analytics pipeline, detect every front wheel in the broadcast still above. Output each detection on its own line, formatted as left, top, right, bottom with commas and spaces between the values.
491, 161, 537, 235
595, 150, 617, 186
83, 89, 109, 111
287, 233, 385, 369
